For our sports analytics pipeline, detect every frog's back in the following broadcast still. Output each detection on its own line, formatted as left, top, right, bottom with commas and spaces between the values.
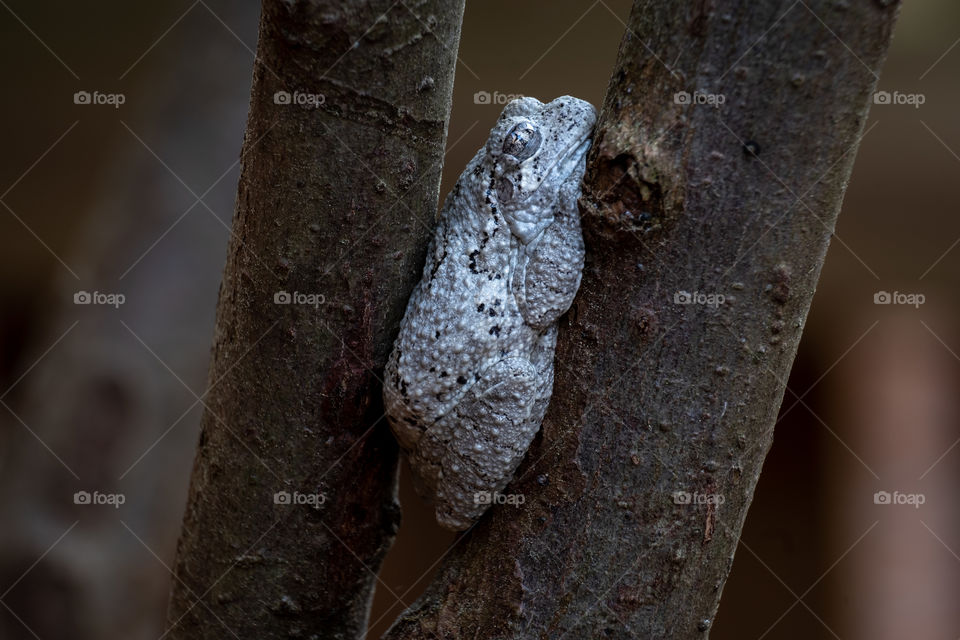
383, 173, 534, 445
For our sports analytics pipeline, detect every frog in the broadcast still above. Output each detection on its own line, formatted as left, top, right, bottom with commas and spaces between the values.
383, 95, 597, 530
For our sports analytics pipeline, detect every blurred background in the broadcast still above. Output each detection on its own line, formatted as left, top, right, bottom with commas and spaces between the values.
0, 1, 957, 638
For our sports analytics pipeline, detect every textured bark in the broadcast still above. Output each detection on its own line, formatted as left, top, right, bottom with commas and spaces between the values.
384, 1, 899, 639
166, 1, 465, 638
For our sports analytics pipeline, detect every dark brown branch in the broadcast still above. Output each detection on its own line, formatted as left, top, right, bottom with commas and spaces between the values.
166, 1, 465, 637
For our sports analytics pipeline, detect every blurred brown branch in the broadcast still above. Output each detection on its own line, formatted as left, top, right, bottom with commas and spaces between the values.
0, 2, 257, 638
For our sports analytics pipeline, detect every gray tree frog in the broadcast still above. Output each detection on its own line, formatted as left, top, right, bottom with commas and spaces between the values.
383, 96, 597, 530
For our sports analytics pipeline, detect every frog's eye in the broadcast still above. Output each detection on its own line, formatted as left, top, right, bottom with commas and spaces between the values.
502, 122, 541, 161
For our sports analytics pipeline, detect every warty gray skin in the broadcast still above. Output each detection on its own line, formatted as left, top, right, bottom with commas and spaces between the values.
383, 96, 597, 530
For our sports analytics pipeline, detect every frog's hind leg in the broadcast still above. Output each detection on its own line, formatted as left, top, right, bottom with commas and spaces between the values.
411, 355, 541, 530
524, 324, 558, 437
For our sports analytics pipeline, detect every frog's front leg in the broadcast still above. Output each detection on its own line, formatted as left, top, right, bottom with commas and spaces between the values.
411, 355, 544, 530
516, 175, 586, 330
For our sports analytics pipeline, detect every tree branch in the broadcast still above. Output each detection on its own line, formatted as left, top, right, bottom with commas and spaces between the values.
166, 1, 465, 637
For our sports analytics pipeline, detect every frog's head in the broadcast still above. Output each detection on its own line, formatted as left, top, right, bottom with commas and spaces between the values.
484, 96, 597, 244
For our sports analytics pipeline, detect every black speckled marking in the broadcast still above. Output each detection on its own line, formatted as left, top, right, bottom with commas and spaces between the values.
429, 248, 447, 278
